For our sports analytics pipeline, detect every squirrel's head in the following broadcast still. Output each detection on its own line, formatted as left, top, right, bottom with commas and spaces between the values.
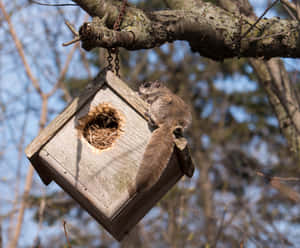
139, 81, 164, 98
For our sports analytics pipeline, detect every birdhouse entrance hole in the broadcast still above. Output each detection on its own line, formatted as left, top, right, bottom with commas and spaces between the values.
77, 103, 123, 150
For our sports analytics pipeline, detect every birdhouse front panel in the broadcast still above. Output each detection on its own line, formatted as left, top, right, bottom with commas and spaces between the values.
39, 85, 152, 218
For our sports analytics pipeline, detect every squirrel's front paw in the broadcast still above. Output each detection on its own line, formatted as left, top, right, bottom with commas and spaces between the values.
145, 112, 158, 128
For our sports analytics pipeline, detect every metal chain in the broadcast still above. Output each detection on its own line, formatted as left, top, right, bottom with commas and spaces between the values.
114, 51, 120, 75
113, 0, 127, 31
107, 49, 114, 72
106, 0, 127, 77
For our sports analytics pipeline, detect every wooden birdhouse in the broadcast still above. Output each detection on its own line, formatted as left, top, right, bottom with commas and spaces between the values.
25, 71, 194, 241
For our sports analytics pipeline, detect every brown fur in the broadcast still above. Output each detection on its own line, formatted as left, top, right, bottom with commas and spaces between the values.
129, 81, 191, 196
129, 124, 174, 196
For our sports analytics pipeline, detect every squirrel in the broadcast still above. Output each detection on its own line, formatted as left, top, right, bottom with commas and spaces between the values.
129, 81, 192, 197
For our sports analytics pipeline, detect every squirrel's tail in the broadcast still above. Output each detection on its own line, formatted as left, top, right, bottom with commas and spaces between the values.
129, 124, 174, 196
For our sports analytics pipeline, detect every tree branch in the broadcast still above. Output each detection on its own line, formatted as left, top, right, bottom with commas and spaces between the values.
218, 0, 300, 160
71, 0, 300, 60
0, 0, 43, 95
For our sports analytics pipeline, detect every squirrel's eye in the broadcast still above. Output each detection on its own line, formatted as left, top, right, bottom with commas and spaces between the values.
143, 82, 151, 88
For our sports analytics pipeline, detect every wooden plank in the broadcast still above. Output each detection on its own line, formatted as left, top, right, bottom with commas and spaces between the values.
29, 155, 54, 185
106, 71, 149, 120
25, 75, 106, 158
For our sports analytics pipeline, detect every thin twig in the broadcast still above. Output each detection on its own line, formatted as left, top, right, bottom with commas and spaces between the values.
281, 2, 297, 20
213, 205, 228, 248
8, 97, 48, 248
65, 20, 79, 36
240, 0, 280, 41
256, 171, 300, 181
29, 0, 77, 6
46, 42, 79, 97
63, 220, 72, 248
257, 171, 300, 202
297, 0, 300, 20
62, 21, 81, 46
240, 240, 244, 248
271, 221, 291, 247
0, 221, 2, 248
281, 0, 300, 20
0, 0, 43, 96
62, 36, 81, 46
51, 15, 89, 99
271, 179, 300, 202
32, 188, 46, 248
272, 176, 300, 181
7, 89, 30, 240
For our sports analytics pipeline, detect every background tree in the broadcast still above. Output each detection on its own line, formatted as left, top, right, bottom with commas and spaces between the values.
1, 0, 300, 247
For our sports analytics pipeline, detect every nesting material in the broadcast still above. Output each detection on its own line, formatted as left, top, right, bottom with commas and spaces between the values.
77, 104, 123, 150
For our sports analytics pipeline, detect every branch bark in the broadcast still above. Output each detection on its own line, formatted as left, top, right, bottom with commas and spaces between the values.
250, 58, 300, 157
216, 0, 300, 160
71, 0, 300, 60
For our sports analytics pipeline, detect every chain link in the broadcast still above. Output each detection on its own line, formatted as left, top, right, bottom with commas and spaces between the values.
113, 0, 127, 31
107, 48, 114, 72
114, 48, 120, 76
105, 0, 127, 77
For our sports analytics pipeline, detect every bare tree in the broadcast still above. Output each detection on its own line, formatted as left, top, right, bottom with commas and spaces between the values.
1, 0, 300, 247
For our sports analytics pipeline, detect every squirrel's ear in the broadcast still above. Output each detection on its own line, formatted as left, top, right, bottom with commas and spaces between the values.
153, 81, 161, 88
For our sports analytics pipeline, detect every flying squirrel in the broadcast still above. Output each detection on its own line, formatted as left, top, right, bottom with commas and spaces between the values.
129, 81, 192, 197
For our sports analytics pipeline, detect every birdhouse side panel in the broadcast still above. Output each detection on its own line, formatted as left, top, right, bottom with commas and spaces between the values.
40, 86, 152, 218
